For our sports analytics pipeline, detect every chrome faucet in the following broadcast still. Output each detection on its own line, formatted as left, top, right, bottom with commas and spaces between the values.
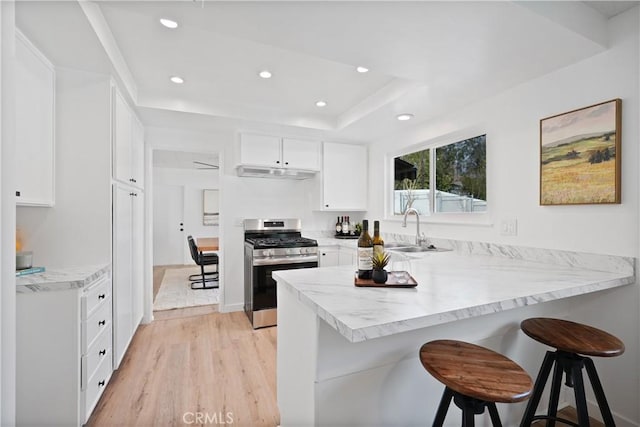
402, 207, 427, 246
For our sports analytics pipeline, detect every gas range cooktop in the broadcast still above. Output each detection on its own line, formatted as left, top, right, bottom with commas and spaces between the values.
245, 236, 318, 249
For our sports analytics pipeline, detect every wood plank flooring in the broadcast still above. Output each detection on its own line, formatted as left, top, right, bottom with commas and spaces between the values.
87, 309, 279, 426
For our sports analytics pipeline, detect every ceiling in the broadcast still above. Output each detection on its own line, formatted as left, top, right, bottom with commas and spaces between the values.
15, 1, 639, 143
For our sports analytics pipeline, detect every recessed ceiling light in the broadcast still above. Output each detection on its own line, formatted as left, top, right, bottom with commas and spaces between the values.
170, 76, 184, 84
259, 70, 272, 79
160, 18, 178, 29
396, 113, 414, 121
356, 66, 369, 73
315, 100, 327, 107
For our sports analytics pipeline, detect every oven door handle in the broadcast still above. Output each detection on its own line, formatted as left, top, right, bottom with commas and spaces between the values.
252, 255, 318, 266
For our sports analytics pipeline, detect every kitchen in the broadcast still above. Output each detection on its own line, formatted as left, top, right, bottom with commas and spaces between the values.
1, 1, 639, 426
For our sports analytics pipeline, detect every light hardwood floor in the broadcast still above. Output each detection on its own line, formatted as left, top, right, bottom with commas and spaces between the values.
87, 308, 279, 426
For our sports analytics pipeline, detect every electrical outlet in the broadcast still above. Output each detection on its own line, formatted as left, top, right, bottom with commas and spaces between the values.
500, 218, 517, 236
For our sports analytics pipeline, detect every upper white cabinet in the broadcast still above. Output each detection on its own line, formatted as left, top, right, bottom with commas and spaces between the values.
15, 30, 55, 206
282, 138, 320, 170
321, 142, 367, 211
113, 86, 144, 189
238, 133, 320, 171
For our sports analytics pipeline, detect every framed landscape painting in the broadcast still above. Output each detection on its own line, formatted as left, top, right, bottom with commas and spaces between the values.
540, 99, 621, 205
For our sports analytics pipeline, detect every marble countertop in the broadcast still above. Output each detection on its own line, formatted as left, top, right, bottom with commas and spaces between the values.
274, 250, 634, 343
16, 263, 111, 293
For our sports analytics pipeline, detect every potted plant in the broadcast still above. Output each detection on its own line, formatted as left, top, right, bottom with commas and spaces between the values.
371, 251, 390, 283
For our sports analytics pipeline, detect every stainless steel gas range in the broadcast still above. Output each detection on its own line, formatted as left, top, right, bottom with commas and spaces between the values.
244, 218, 318, 329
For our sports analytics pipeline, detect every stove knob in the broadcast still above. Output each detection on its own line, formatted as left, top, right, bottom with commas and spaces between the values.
286, 248, 294, 255
262, 249, 272, 257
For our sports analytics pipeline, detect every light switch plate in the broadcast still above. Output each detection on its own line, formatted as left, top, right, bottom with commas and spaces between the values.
500, 218, 517, 236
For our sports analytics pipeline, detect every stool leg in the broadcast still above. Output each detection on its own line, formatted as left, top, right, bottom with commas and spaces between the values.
520, 351, 556, 427
487, 403, 502, 427
584, 358, 617, 426
462, 406, 475, 427
546, 356, 566, 427
432, 387, 454, 427
570, 363, 590, 427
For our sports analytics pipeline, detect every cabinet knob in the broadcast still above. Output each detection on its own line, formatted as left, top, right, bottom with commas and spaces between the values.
180, 228, 184, 231
322, 253, 326, 256
98, 380, 105, 387
98, 294, 105, 300
285, 162, 289, 165
276, 160, 280, 164
325, 204, 329, 207
16, 191, 21, 197
99, 349, 106, 356
132, 179, 137, 183
130, 192, 135, 196
129, 178, 134, 182
98, 320, 106, 326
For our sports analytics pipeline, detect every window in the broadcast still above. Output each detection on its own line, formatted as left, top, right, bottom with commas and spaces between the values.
392, 134, 486, 216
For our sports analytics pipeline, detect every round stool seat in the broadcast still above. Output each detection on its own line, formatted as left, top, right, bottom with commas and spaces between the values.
420, 340, 532, 404
521, 318, 624, 357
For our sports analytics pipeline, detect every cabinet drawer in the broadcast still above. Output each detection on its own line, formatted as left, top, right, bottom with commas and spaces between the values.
82, 274, 111, 320
83, 353, 112, 424
82, 297, 112, 351
82, 325, 112, 387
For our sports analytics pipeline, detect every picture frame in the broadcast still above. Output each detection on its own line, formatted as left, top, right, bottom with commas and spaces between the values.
203, 189, 219, 226
540, 99, 621, 205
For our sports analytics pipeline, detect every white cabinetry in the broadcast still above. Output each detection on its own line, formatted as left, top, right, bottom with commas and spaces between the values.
321, 142, 367, 211
318, 247, 340, 267
113, 86, 144, 189
318, 246, 356, 267
113, 184, 144, 368
17, 270, 113, 426
338, 247, 356, 266
15, 29, 55, 206
238, 133, 320, 171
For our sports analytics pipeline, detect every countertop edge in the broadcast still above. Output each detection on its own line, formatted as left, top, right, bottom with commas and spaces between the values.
16, 263, 112, 293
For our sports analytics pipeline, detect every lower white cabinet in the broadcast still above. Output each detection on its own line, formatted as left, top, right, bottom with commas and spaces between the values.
113, 183, 144, 368
17, 269, 113, 426
318, 246, 356, 267
318, 247, 340, 267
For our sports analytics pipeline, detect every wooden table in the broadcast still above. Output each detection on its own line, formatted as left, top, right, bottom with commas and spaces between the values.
196, 237, 219, 252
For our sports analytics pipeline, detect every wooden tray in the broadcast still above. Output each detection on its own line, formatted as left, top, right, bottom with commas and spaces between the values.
354, 271, 417, 288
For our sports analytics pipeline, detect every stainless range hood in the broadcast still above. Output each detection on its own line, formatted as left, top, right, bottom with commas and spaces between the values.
236, 165, 317, 180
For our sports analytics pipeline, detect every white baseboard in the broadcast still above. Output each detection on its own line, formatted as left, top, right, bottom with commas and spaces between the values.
586, 399, 639, 427
219, 302, 244, 313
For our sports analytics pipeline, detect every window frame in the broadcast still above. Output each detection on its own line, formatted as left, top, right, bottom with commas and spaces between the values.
386, 129, 490, 224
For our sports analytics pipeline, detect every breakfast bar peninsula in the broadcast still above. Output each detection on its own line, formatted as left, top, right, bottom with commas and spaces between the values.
273, 241, 634, 426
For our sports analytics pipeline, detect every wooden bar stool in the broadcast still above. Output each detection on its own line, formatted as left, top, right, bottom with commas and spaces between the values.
519, 318, 625, 427
420, 340, 533, 427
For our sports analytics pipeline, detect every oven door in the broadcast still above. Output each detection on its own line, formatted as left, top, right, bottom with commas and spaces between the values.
252, 260, 317, 313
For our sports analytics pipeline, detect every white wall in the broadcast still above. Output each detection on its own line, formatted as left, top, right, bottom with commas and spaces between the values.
368, 8, 639, 424
16, 67, 112, 268
371, 8, 639, 257
153, 166, 220, 265
0, 1, 17, 423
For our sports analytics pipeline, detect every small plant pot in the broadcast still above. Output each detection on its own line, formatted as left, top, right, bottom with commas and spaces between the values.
372, 269, 388, 284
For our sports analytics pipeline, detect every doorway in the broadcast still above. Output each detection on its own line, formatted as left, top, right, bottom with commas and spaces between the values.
151, 149, 221, 312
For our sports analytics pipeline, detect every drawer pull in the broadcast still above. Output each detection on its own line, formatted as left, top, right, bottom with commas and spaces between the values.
98, 320, 106, 326
98, 380, 105, 387
99, 349, 106, 356
98, 294, 106, 300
